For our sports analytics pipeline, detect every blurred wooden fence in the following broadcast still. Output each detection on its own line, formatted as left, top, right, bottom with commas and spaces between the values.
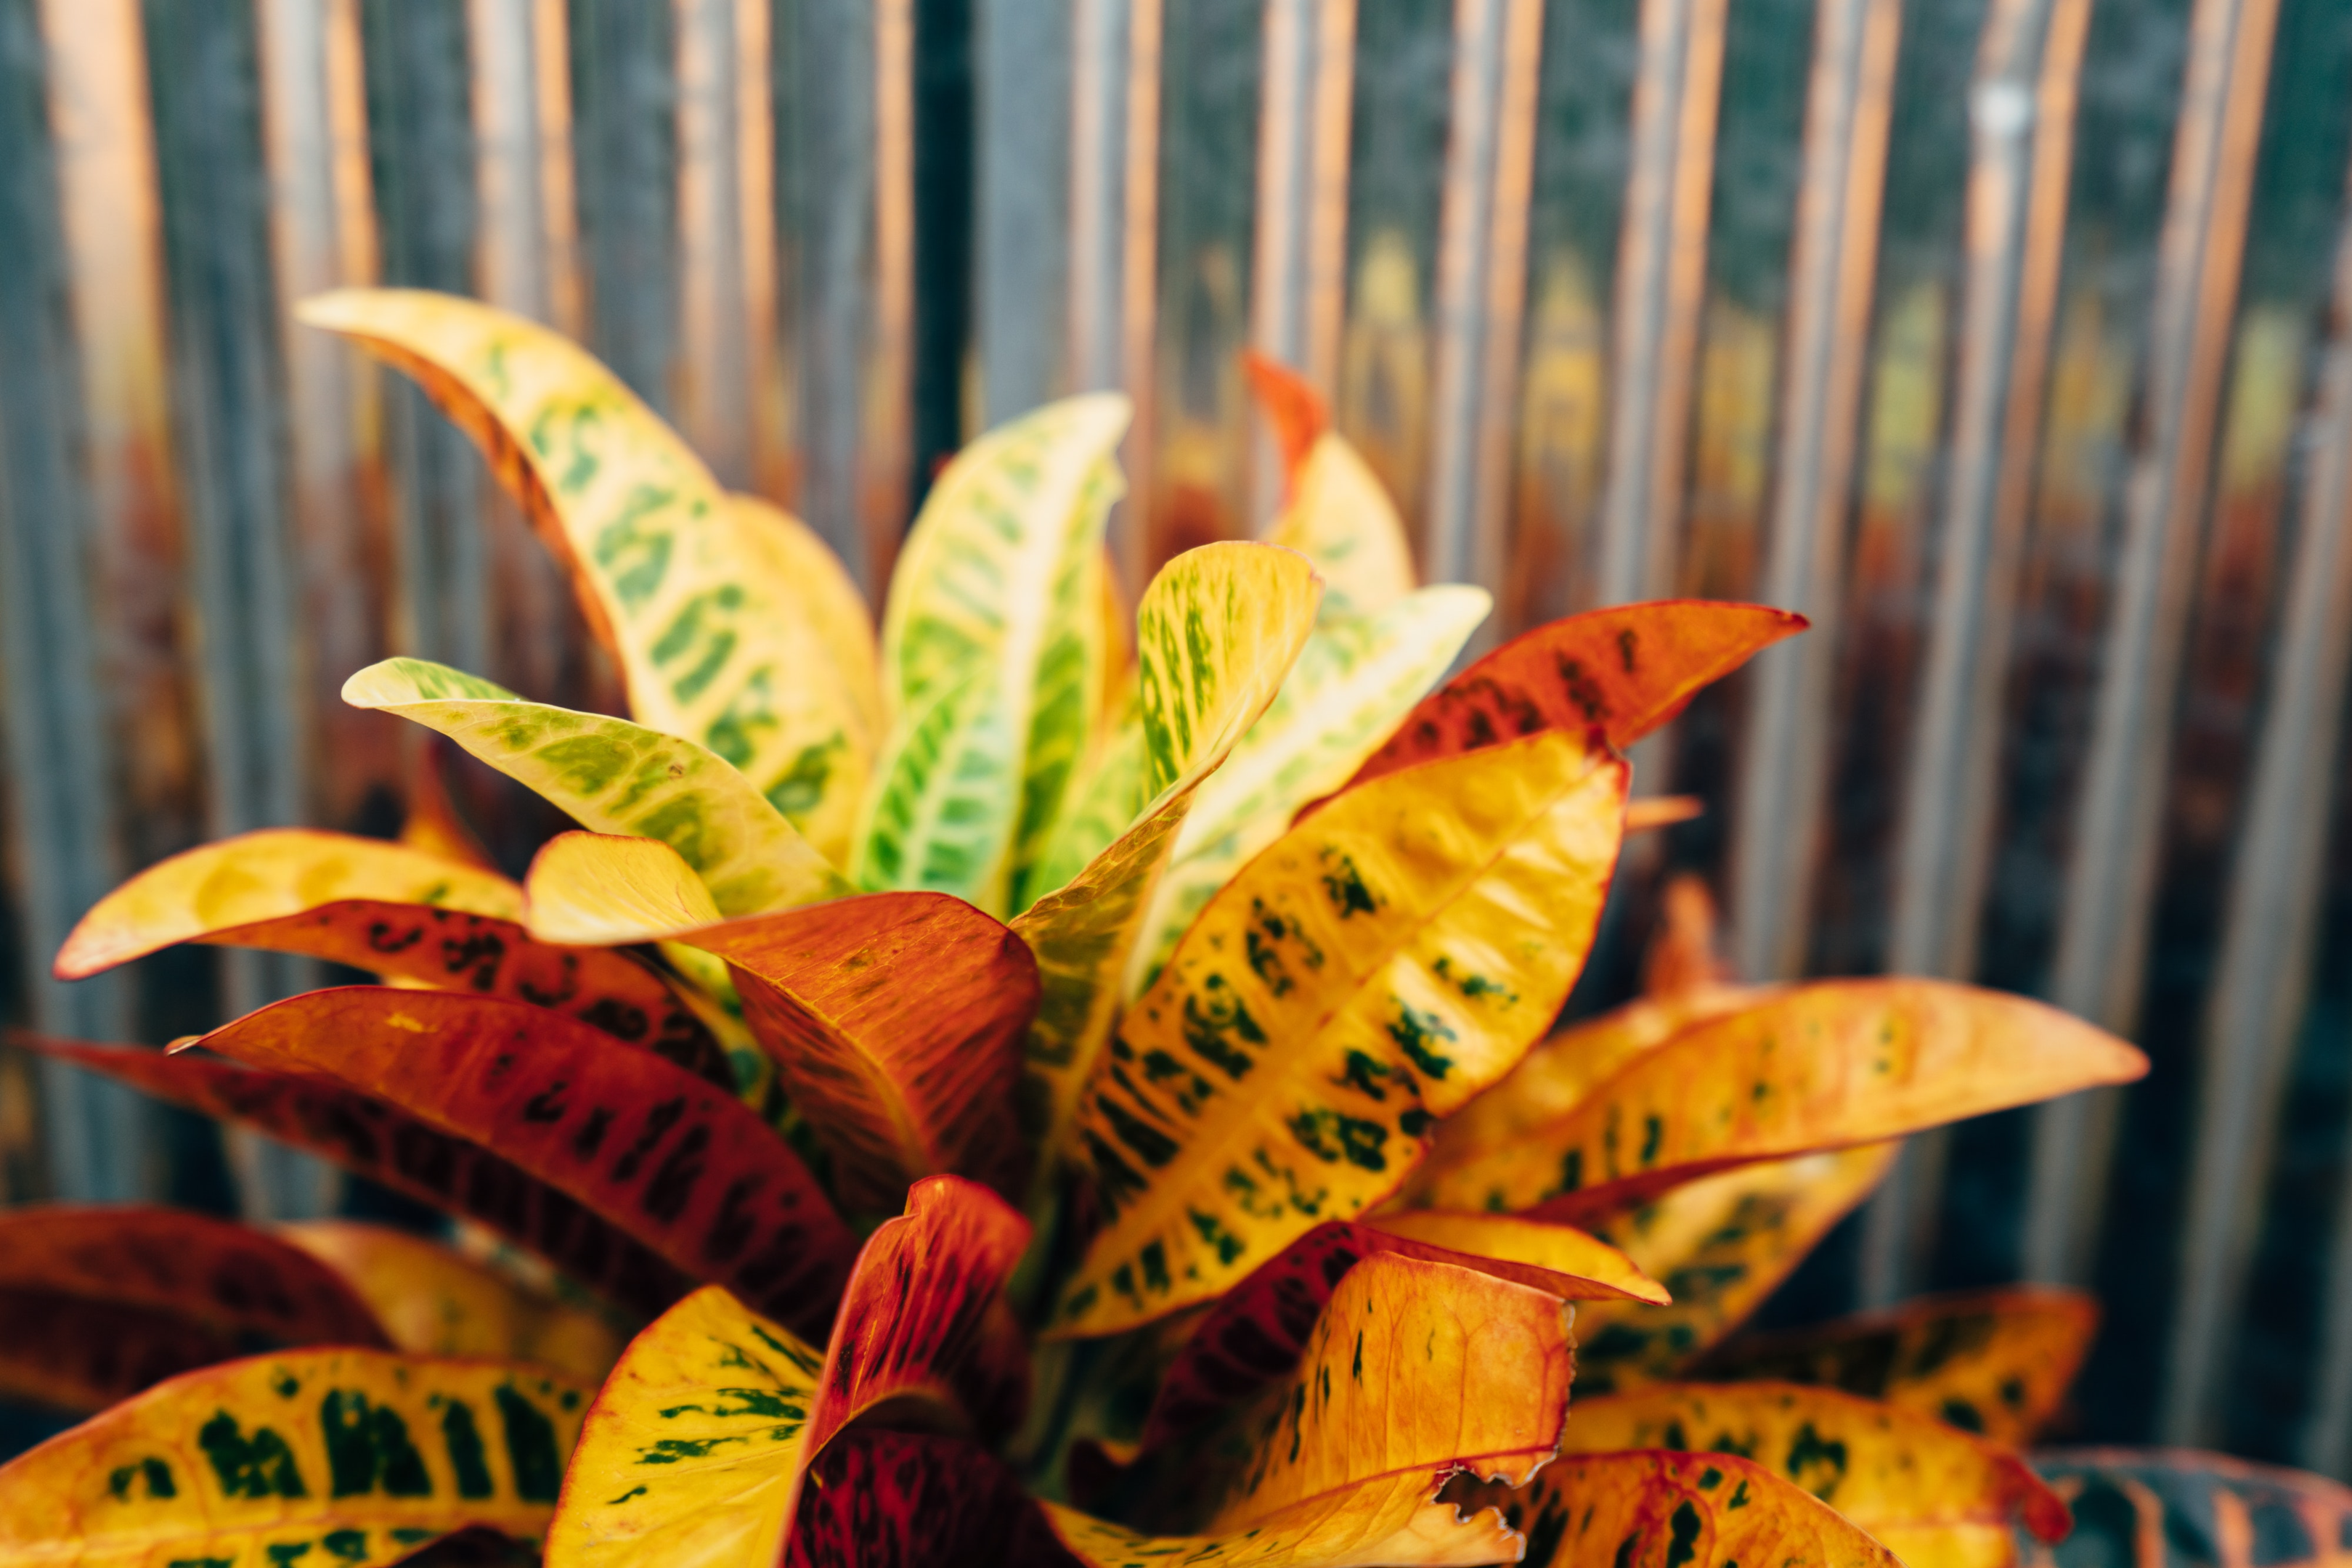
0, 0, 2349, 1465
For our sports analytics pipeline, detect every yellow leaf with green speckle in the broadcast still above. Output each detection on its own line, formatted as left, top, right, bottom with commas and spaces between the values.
1050, 730, 1628, 1336
0, 1349, 590, 1567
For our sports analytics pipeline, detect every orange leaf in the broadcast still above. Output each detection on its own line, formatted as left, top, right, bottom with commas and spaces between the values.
1242, 351, 1329, 478
1418, 979, 2144, 1222
0, 1205, 391, 1411
182, 987, 855, 1339
1450, 1450, 1905, 1568
402, 738, 503, 873
19, 1037, 707, 1323
1558, 1382, 2072, 1567
1137, 1212, 1659, 1450
2030, 1450, 2352, 1568
1698, 1287, 2100, 1445
1343, 600, 1808, 791
683, 894, 1040, 1212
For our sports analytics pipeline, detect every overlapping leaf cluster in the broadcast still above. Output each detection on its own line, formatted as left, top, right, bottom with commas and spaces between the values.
0, 298, 2160, 1568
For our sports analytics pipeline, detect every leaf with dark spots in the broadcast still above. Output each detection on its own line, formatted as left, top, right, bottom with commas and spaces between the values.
1338, 600, 1806, 792
1448, 1450, 1904, 1568
680, 891, 1040, 1213
785, 1430, 1078, 1567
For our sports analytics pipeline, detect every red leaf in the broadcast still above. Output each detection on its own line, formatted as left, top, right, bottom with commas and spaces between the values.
785, 1431, 1077, 1568
1241, 352, 1329, 481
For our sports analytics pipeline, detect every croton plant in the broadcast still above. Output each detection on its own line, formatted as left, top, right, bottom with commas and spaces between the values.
0, 293, 2198, 1568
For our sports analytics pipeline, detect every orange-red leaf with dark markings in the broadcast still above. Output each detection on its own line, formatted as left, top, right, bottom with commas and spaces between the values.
784, 1430, 1076, 1568
1342, 600, 1807, 791
683, 894, 1040, 1210
20, 1037, 705, 1322
0, 1291, 255, 1413
113, 899, 733, 1088
1138, 1212, 1661, 1451
176, 988, 857, 1340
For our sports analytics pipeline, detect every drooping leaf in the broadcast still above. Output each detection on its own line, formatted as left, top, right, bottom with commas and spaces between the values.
1048, 1251, 1572, 1566
20, 1038, 707, 1323
2027, 1450, 2352, 1568
0, 1348, 591, 1566
1011, 542, 1323, 1167
277, 1222, 624, 1382
1052, 731, 1628, 1336
785, 1430, 1075, 1567
1243, 353, 1417, 619
1417, 980, 2145, 1222
0, 1206, 391, 1412
856, 395, 1131, 912
1568, 1146, 1899, 1394
1448, 1450, 1905, 1568
1558, 1382, 2071, 1568
1138, 1210, 1661, 1450
545, 1177, 1030, 1567
1698, 1288, 2100, 1445
298, 288, 876, 860
346, 658, 848, 915
54, 829, 524, 979
1126, 584, 1492, 994
178, 988, 858, 1340
1341, 600, 1810, 793
683, 894, 1040, 1212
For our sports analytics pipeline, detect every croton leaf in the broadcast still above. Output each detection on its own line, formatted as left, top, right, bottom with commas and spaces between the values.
784, 1430, 1075, 1567
1698, 1287, 2099, 1445
1558, 1382, 2072, 1568
1570, 1146, 1899, 1395
0, 1206, 391, 1413
725, 491, 884, 775
1046, 1251, 1571, 1567
1027, 695, 1147, 900
402, 738, 505, 872
347, 658, 848, 915
546, 1177, 1030, 1567
1126, 584, 1492, 995
179, 988, 857, 1340
1415, 979, 2145, 1222
0, 1349, 592, 1567
1340, 600, 1809, 792
1137, 1210, 1661, 1450
858, 394, 1131, 912
54, 828, 524, 979
299, 288, 876, 861
277, 1222, 624, 1382
1242, 352, 1417, 619
2028, 1450, 2352, 1568
1012, 542, 1324, 1168
684, 894, 1040, 1212
1052, 730, 1628, 1336
522, 830, 725, 946
20, 1038, 708, 1323
1448, 1450, 1905, 1568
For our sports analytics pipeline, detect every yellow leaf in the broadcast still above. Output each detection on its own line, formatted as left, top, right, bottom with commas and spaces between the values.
725, 491, 883, 767
858, 397, 1131, 912
346, 658, 847, 916
1567, 1146, 1900, 1394
299, 288, 875, 861
0, 1349, 591, 1566
1698, 1287, 2100, 1445
54, 829, 523, 979
1126, 584, 1492, 996
1449, 1450, 1905, 1568
1415, 979, 2146, 1222
277, 1222, 624, 1383
1243, 352, 1417, 618
1046, 1251, 1570, 1567
1012, 542, 1323, 1172
524, 831, 725, 945
1554, 1382, 2072, 1568
1052, 732, 1627, 1336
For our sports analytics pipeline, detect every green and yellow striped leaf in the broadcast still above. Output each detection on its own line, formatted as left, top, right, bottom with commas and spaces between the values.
1050, 730, 1628, 1336
1025, 693, 1147, 902
856, 395, 1131, 913
1009, 542, 1324, 1172
0, 1349, 591, 1567
1126, 583, 1491, 995
299, 288, 876, 862
346, 658, 847, 918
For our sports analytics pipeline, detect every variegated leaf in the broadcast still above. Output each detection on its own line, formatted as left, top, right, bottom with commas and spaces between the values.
1243, 352, 1417, 619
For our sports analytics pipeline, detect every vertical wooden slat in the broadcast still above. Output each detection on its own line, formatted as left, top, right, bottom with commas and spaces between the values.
1595, 0, 1728, 608
1423, 0, 1545, 602
1858, 0, 2091, 1307
1727, 0, 1903, 984
0, 0, 147, 1200
1116, 0, 1163, 587
736, 0, 786, 503
675, 0, 750, 486
974, 0, 1070, 427
569, 0, 678, 414
2023, 0, 2281, 1289
535, 0, 587, 340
